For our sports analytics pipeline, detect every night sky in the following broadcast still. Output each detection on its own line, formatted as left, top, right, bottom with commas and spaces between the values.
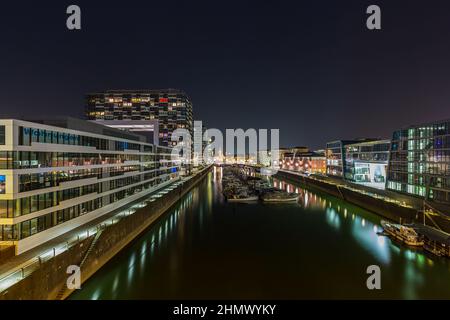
1, 0, 450, 149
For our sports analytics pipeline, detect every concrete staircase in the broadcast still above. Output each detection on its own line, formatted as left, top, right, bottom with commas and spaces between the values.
54, 230, 103, 300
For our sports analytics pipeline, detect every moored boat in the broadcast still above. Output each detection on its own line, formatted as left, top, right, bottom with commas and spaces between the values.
381, 220, 424, 247
261, 191, 299, 203
227, 195, 259, 203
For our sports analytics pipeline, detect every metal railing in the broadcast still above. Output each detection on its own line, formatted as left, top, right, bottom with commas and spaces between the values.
0, 178, 186, 294
279, 169, 415, 209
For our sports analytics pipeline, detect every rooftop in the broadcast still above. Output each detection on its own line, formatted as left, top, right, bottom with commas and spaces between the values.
87, 88, 190, 97
398, 118, 450, 130
326, 138, 381, 146
22, 117, 148, 143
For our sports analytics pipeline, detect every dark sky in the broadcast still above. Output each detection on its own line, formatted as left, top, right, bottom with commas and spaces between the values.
1, 0, 450, 149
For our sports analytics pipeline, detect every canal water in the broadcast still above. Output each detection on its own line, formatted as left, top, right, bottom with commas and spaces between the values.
70, 167, 450, 299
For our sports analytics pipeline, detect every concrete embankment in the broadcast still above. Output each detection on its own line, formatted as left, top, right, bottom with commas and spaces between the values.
275, 170, 450, 232
0, 166, 212, 300
275, 170, 418, 223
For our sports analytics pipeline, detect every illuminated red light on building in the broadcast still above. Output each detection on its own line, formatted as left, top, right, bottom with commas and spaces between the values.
159, 98, 169, 103
281, 152, 326, 174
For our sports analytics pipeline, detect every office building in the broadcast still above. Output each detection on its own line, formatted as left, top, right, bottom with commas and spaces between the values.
326, 139, 374, 177
387, 120, 450, 203
0, 118, 180, 254
86, 89, 193, 147
344, 140, 390, 189
90, 119, 159, 145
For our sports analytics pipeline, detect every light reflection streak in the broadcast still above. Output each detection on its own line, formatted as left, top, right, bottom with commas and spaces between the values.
91, 289, 101, 300
112, 275, 119, 299
127, 253, 136, 286
325, 208, 341, 230
351, 218, 390, 265
265, 172, 443, 284
72, 169, 450, 300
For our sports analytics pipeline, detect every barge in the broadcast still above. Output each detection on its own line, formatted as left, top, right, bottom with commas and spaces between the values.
380, 220, 424, 247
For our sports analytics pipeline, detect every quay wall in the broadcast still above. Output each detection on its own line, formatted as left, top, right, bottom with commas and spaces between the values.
275, 170, 418, 223
0, 237, 94, 300
0, 166, 212, 300
275, 170, 450, 232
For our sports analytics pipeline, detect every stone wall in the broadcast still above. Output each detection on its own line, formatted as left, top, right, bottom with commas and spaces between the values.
0, 237, 93, 300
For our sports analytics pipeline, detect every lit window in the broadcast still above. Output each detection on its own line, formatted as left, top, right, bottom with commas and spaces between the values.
0, 175, 5, 194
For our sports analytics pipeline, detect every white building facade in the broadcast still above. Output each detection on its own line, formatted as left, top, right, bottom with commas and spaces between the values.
0, 119, 180, 254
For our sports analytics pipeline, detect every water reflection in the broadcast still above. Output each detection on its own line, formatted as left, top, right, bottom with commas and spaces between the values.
272, 177, 439, 273
351, 216, 390, 265
127, 253, 136, 288
85, 191, 197, 299
112, 275, 119, 299
71, 170, 450, 300
326, 208, 341, 230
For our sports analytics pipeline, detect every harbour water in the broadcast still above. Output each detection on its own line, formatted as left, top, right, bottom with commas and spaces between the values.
70, 167, 450, 299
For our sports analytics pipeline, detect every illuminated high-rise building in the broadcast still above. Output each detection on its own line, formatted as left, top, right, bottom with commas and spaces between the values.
344, 140, 390, 190
85, 89, 193, 147
387, 120, 450, 204
0, 118, 180, 254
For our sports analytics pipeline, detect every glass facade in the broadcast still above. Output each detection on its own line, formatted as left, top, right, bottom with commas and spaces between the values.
0, 119, 180, 247
0, 175, 5, 194
86, 89, 193, 147
326, 141, 344, 177
344, 140, 390, 189
0, 151, 155, 170
0, 177, 175, 241
19, 126, 141, 151
326, 140, 380, 180
387, 120, 450, 203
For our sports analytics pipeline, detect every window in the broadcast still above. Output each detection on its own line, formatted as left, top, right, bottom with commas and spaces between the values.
20, 220, 31, 239
0, 126, 5, 145
0, 200, 8, 218
0, 175, 5, 194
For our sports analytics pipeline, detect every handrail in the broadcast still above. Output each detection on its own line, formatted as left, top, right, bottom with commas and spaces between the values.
0, 177, 185, 294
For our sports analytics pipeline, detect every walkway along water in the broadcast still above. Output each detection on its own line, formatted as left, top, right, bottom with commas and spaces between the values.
274, 169, 450, 232
70, 167, 450, 300
0, 166, 213, 300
